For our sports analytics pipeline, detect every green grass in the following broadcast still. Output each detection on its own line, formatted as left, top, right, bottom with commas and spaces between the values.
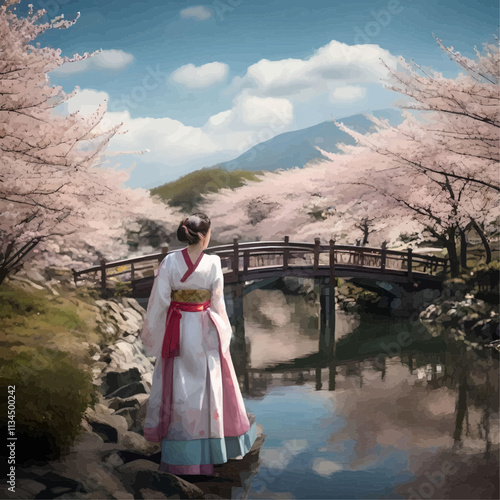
0, 281, 104, 463
0, 283, 101, 359
150, 165, 266, 213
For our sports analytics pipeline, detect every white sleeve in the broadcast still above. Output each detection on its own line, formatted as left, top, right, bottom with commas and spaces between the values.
140, 253, 172, 358
210, 255, 232, 342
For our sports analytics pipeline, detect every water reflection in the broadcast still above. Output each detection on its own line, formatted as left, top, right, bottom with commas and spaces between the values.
232, 288, 499, 499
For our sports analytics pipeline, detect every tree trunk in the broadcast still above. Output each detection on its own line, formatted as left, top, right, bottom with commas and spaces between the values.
470, 218, 492, 264
459, 226, 468, 270
362, 220, 369, 246
445, 227, 460, 277
0, 267, 9, 287
0, 237, 41, 287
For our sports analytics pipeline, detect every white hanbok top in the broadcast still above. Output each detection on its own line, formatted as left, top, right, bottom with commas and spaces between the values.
140, 248, 251, 444
141, 249, 233, 360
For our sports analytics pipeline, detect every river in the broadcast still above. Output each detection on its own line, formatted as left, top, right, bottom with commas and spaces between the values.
230, 288, 500, 500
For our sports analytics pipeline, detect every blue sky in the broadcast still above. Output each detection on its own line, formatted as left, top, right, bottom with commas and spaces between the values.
23, 0, 499, 188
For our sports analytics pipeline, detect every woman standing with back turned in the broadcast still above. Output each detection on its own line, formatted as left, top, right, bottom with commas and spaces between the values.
140, 212, 257, 475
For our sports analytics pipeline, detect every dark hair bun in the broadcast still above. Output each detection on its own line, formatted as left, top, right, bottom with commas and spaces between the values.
177, 213, 211, 245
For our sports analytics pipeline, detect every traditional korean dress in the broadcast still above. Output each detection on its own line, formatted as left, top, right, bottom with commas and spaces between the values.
140, 247, 257, 475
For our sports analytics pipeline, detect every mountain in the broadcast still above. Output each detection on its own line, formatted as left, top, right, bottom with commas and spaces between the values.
149, 108, 405, 213
214, 107, 403, 172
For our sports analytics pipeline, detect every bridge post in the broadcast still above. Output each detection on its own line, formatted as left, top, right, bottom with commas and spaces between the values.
315, 366, 322, 390
330, 239, 336, 278
319, 280, 336, 361
243, 250, 249, 273
313, 237, 320, 270
100, 259, 107, 294
328, 356, 337, 391
230, 282, 247, 387
407, 247, 413, 281
159, 245, 169, 264
381, 241, 387, 273
232, 237, 239, 282
283, 236, 289, 270
329, 239, 336, 361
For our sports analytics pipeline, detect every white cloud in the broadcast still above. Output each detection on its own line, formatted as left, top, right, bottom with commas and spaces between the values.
312, 458, 343, 477
60, 88, 109, 115
232, 40, 398, 101
50, 49, 134, 75
171, 62, 229, 89
238, 95, 293, 126
330, 85, 367, 102
179, 5, 213, 21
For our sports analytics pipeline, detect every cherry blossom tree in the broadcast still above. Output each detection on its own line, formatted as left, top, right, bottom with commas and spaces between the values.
0, 0, 180, 285
333, 35, 500, 272
201, 35, 499, 278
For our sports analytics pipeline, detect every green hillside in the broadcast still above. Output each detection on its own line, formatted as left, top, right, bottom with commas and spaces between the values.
150, 166, 265, 213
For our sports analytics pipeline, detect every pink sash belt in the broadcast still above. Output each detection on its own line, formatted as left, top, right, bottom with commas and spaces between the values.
162, 300, 211, 358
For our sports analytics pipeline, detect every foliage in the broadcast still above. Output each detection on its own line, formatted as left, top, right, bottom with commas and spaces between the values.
150, 166, 265, 213
0, 281, 106, 462
113, 280, 133, 297
460, 260, 500, 303
0, 346, 96, 463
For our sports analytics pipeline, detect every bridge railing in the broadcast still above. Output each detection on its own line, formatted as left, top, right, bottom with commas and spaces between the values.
72, 236, 448, 292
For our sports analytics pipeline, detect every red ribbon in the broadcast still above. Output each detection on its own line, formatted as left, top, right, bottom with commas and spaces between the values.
162, 300, 211, 358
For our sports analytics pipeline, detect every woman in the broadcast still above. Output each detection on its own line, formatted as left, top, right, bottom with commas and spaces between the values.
140, 212, 257, 476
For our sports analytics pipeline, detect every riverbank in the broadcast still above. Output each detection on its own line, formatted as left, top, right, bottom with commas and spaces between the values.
3, 267, 263, 499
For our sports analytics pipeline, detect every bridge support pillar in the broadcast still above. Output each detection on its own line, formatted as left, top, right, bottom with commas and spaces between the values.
228, 282, 249, 392
319, 277, 336, 361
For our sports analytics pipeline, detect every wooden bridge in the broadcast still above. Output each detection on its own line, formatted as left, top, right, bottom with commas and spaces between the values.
72, 236, 448, 298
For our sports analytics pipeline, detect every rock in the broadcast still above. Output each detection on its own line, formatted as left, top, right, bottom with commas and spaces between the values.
121, 309, 143, 325
80, 418, 93, 433
107, 394, 149, 411
107, 341, 154, 375
26, 268, 47, 285
9, 275, 45, 290
436, 313, 452, 322
472, 319, 500, 341
121, 297, 146, 316
103, 451, 125, 469
84, 405, 128, 443
119, 431, 159, 455
101, 323, 117, 336
138, 488, 169, 499
121, 333, 137, 344
30, 471, 87, 497
105, 381, 149, 399
100, 368, 142, 397
72, 431, 105, 453
117, 460, 205, 499
113, 407, 139, 430
130, 399, 148, 434
44, 266, 74, 280
50, 493, 93, 499
13, 478, 46, 497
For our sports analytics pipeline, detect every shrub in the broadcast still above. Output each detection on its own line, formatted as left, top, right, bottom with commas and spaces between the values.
0, 346, 97, 464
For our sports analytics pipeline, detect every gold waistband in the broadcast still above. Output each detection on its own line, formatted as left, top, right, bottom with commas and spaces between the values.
171, 289, 211, 303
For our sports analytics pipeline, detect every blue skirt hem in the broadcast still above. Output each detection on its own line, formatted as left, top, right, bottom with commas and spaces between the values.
161, 417, 257, 465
